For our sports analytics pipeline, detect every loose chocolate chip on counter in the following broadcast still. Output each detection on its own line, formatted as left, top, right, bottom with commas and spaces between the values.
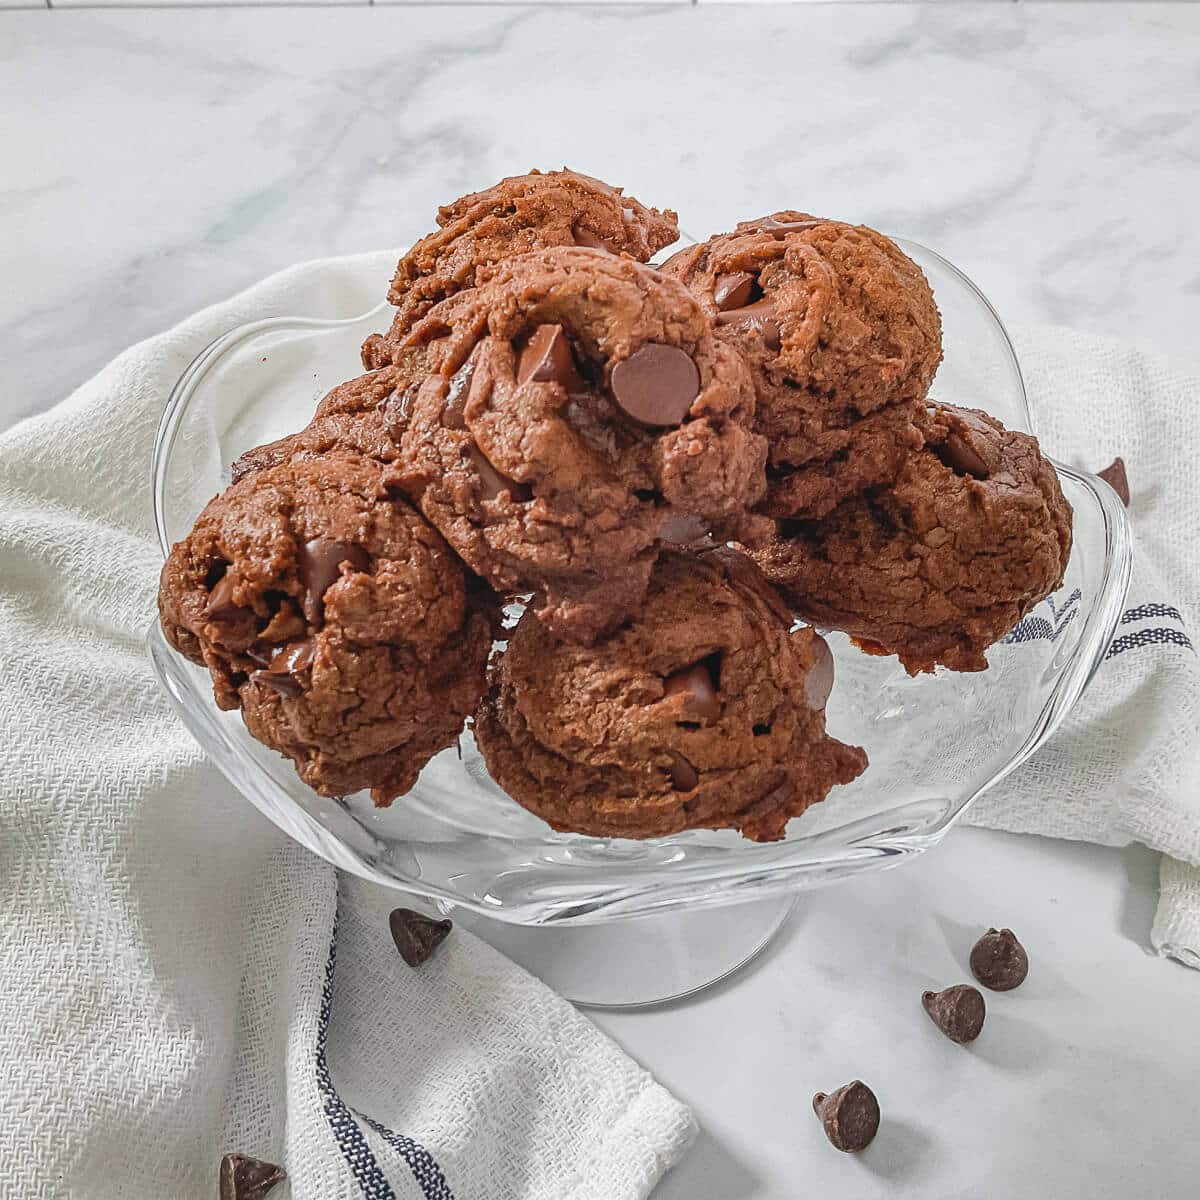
812, 1081, 880, 1153
517, 324, 585, 393
219, 1153, 286, 1200
713, 271, 755, 312
467, 443, 533, 503
922, 983, 986, 1044
667, 750, 699, 791
389, 907, 452, 968
205, 573, 243, 621
970, 928, 1029, 991
297, 539, 370, 627
663, 657, 721, 723
610, 344, 700, 428
1097, 456, 1130, 507
716, 298, 782, 351
805, 635, 835, 711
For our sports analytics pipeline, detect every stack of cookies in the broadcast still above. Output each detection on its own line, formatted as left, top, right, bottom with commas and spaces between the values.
158, 169, 1072, 842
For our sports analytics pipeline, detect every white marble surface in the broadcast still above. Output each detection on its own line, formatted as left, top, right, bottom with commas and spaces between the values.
2, 5, 1197, 1197
3, 4, 1200, 434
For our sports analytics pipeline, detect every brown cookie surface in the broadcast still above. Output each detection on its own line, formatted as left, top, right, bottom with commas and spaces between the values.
158, 452, 495, 803
662, 213, 941, 518
474, 546, 867, 841
394, 246, 768, 642
369, 168, 679, 355
750, 403, 1073, 674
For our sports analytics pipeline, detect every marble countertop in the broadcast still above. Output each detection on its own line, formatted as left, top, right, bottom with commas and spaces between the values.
2, 4, 1197, 1197
3, 4, 1200, 432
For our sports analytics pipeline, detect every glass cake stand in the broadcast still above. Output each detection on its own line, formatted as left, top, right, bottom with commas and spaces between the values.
147, 242, 1132, 1007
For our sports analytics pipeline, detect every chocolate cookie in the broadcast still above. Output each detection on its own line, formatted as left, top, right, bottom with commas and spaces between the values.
750, 404, 1073, 674
662, 213, 941, 519
158, 453, 495, 803
363, 168, 679, 363
474, 546, 867, 841
229, 368, 411, 483
392, 245, 768, 643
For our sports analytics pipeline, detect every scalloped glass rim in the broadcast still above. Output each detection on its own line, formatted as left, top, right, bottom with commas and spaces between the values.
148, 241, 1133, 926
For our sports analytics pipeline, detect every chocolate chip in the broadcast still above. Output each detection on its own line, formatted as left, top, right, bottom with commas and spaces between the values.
219, 1153, 286, 1200
572, 223, 620, 253
812, 1081, 879, 1153
667, 750, 699, 791
664, 657, 720, 723
466, 443, 532, 503
381, 381, 420, 442
939, 432, 990, 479
716, 298, 782, 351
610, 344, 700, 428
969, 928, 1029, 991
439, 356, 477, 430
204, 573, 244, 621
758, 216, 820, 233
1098, 456, 1130, 506
255, 672, 298, 697
517, 324, 585, 393
297, 539, 369, 627
713, 271, 755, 312
922, 984, 986, 1044
389, 907, 452, 968
805, 634, 834, 710
257, 638, 316, 697
658, 513, 711, 546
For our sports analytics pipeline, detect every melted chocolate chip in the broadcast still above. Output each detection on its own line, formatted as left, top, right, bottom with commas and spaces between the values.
667, 750, 699, 791
204, 573, 244, 621
812, 1082, 880, 1153
572, 223, 621, 253
466, 443, 532, 503
297, 539, 369, 627
756, 216, 822, 233
716, 298, 782, 351
389, 907, 452, 968
658, 513, 711, 546
664, 657, 721, 723
805, 634, 834, 710
219, 1153, 286, 1200
938, 432, 990, 479
517, 324, 585, 393
610, 344, 700, 428
383, 382, 420, 442
441, 357, 476, 430
922, 984, 986, 1044
713, 272, 755, 312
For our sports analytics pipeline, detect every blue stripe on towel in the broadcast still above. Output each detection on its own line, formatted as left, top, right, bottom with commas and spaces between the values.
316, 914, 455, 1199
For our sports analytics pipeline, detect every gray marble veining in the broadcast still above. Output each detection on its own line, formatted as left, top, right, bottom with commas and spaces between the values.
2, 5, 1199, 431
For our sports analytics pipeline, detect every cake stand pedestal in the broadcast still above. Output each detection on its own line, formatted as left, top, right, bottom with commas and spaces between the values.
451, 894, 797, 1009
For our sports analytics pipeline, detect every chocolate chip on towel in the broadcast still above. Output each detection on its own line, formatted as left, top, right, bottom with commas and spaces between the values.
390, 907, 453, 968
219, 1153, 286, 1200
1097, 456, 1130, 506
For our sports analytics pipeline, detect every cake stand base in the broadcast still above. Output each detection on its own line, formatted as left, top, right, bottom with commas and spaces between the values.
453, 894, 797, 1009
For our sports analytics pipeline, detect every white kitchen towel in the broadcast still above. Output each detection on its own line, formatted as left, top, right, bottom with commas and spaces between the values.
0, 251, 695, 1200
965, 322, 1200, 968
